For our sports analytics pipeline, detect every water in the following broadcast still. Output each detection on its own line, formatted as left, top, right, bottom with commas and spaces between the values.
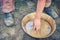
26, 21, 33, 33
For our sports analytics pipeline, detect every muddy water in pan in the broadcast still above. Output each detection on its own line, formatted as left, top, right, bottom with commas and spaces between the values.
26, 21, 33, 33
25, 20, 52, 37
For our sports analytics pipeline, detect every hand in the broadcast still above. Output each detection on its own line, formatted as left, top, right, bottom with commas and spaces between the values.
33, 17, 41, 30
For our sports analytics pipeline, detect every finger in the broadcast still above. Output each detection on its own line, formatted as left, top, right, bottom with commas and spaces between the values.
33, 26, 36, 30
36, 27, 40, 31
33, 26, 39, 31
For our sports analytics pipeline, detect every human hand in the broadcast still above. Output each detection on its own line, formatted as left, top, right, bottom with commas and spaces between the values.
33, 17, 41, 30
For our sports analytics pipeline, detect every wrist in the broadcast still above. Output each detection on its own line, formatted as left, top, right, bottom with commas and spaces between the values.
35, 14, 41, 19
35, 16, 41, 19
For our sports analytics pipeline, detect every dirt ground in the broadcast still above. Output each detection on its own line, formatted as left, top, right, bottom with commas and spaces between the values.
0, 1, 60, 40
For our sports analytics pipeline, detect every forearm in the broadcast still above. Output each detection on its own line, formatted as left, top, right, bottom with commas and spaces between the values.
36, 0, 46, 18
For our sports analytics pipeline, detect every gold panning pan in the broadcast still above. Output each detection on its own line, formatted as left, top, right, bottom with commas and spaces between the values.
21, 12, 56, 38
